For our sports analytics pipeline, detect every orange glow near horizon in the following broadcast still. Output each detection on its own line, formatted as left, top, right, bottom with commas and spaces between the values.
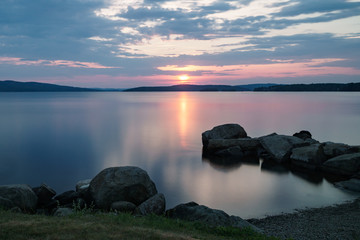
178, 74, 190, 83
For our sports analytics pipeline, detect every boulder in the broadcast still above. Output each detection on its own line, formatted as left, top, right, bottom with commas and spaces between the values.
214, 146, 244, 158
32, 183, 56, 207
259, 134, 307, 163
166, 202, 261, 233
76, 179, 91, 194
135, 193, 166, 216
111, 201, 137, 213
202, 124, 247, 148
54, 190, 80, 206
293, 130, 312, 140
0, 184, 38, 211
290, 144, 325, 170
322, 142, 357, 159
89, 166, 157, 209
334, 178, 360, 192
53, 207, 73, 217
75, 179, 92, 203
206, 138, 260, 154
322, 153, 360, 176
0, 196, 15, 210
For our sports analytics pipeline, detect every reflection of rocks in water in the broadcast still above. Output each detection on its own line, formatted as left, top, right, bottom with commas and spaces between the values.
261, 160, 289, 174
202, 156, 242, 171
323, 172, 350, 184
203, 151, 259, 171
290, 167, 324, 185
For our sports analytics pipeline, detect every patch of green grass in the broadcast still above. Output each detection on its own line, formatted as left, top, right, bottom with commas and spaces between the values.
0, 209, 279, 240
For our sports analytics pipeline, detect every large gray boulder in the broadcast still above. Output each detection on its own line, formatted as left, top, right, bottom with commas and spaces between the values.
259, 134, 307, 163
0, 196, 16, 210
322, 142, 358, 159
166, 202, 261, 233
202, 124, 247, 148
0, 184, 38, 211
334, 178, 360, 192
32, 183, 56, 207
54, 190, 80, 206
89, 166, 157, 209
214, 146, 244, 158
290, 144, 325, 170
322, 153, 360, 176
206, 138, 260, 153
135, 193, 166, 216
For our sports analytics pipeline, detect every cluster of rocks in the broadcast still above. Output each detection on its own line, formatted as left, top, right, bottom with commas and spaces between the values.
0, 166, 260, 232
202, 123, 360, 192
0, 167, 165, 217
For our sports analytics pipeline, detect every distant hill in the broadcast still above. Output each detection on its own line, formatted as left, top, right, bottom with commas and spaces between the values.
0, 80, 97, 92
254, 82, 360, 91
124, 84, 278, 92
235, 83, 277, 91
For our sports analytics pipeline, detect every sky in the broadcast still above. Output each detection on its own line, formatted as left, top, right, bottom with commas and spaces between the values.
1, 0, 360, 88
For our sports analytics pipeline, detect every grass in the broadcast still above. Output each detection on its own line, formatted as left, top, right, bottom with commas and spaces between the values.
0, 209, 280, 240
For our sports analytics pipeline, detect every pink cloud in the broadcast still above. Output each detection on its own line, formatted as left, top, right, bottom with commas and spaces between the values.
158, 58, 360, 79
0, 57, 117, 69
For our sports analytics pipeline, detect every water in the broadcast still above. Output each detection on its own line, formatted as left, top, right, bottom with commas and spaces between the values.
0, 92, 359, 218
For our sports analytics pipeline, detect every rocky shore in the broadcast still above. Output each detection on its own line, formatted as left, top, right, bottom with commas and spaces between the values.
248, 198, 360, 240
0, 166, 261, 233
202, 123, 360, 192
1, 123, 360, 239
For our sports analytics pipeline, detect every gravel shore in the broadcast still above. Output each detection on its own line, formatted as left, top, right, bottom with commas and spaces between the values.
248, 198, 360, 240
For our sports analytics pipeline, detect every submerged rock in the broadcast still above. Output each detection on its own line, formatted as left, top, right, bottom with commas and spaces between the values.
334, 178, 360, 192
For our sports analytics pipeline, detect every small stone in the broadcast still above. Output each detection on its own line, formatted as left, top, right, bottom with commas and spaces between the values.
135, 193, 166, 216
334, 178, 360, 192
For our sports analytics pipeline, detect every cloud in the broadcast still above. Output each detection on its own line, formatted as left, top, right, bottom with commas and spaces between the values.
1, 0, 360, 87
117, 34, 255, 57
157, 58, 360, 78
0, 57, 117, 69
262, 15, 360, 38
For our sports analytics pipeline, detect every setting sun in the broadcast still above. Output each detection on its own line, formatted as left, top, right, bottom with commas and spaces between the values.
178, 74, 190, 82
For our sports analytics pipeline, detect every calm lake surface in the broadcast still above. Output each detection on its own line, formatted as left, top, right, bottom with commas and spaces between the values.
0, 92, 359, 218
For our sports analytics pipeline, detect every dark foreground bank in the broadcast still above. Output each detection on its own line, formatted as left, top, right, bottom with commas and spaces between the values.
248, 198, 360, 240
0, 209, 275, 240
